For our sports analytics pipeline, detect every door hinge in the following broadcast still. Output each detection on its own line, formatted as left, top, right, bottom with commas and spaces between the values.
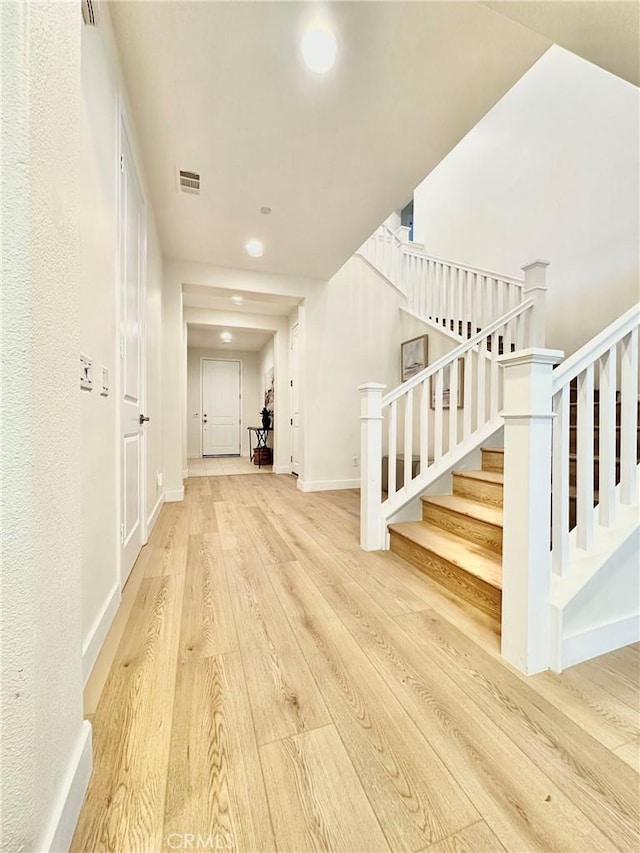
291, 455, 293, 463
290, 380, 293, 387
290, 418, 293, 425
120, 522, 125, 543
120, 154, 125, 173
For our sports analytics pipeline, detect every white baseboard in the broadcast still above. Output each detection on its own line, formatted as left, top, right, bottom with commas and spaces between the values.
82, 582, 120, 685
41, 719, 92, 853
562, 614, 640, 670
146, 492, 164, 533
297, 477, 361, 492
165, 487, 184, 503
273, 465, 292, 474
183, 468, 189, 479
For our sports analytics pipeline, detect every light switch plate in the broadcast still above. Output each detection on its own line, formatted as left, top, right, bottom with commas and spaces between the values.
100, 366, 109, 396
80, 354, 93, 390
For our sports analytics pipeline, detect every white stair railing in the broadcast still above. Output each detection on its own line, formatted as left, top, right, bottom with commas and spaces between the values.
357, 223, 526, 337
551, 304, 640, 575
499, 303, 640, 674
359, 292, 539, 551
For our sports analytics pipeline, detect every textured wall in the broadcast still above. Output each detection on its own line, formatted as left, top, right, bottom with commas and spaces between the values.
1, 2, 85, 850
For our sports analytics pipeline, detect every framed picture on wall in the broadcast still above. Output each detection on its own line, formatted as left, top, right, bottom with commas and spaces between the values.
264, 366, 274, 412
401, 335, 428, 382
430, 360, 464, 409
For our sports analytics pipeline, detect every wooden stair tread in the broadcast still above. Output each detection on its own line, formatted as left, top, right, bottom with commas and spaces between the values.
453, 469, 504, 485
421, 494, 503, 528
480, 446, 504, 454
388, 522, 502, 589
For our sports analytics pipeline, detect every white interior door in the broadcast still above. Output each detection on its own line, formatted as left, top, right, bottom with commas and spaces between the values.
202, 359, 241, 456
119, 126, 146, 584
290, 323, 300, 475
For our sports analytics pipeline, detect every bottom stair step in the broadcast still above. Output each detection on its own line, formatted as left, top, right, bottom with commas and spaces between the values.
388, 522, 502, 621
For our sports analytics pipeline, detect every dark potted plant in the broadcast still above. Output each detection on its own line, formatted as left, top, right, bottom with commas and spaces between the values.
260, 407, 272, 429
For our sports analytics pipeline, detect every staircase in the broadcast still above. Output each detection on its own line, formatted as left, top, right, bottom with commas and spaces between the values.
389, 446, 503, 621
387, 392, 640, 626
358, 215, 639, 673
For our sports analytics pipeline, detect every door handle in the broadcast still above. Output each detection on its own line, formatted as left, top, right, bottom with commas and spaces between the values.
139, 414, 150, 424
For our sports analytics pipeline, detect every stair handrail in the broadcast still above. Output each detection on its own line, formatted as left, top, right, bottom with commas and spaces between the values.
359, 222, 529, 339
383, 298, 534, 406
498, 302, 639, 673
552, 303, 640, 394
401, 244, 525, 288
550, 301, 640, 577
359, 292, 539, 551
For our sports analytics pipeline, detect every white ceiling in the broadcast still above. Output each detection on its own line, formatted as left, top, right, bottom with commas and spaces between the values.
187, 323, 273, 352
109, 1, 551, 279
182, 283, 300, 316
110, 1, 636, 282
484, 2, 640, 87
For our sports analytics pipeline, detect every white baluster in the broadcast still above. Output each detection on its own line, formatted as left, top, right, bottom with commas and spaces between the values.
490, 331, 499, 417
599, 346, 617, 527
404, 389, 414, 489
463, 351, 473, 438
388, 399, 397, 497
359, 382, 387, 550
477, 336, 486, 427
420, 379, 429, 478
522, 260, 550, 347
576, 364, 595, 550
499, 347, 564, 674
448, 359, 459, 453
434, 369, 444, 460
620, 327, 639, 504
551, 385, 570, 575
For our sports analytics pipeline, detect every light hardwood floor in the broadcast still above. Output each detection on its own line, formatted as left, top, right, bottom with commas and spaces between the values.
72, 474, 640, 853
188, 456, 272, 477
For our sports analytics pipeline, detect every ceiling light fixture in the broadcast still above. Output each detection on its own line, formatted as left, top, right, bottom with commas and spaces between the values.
260, 206, 272, 215
221, 331, 233, 343
231, 295, 244, 305
244, 239, 263, 258
301, 27, 338, 74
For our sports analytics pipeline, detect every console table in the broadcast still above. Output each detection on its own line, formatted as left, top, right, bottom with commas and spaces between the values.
247, 426, 273, 468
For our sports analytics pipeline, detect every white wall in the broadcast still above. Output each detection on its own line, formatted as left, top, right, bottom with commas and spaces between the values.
301, 257, 409, 488
187, 348, 260, 458
79, 4, 164, 678
412, 46, 640, 356
1, 3, 89, 851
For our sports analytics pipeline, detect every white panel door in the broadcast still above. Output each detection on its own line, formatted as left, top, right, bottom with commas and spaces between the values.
120, 126, 146, 584
202, 360, 241, 456
290, 323, 300, 475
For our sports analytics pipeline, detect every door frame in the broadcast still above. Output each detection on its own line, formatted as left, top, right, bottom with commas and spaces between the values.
289, 321, 299, 476
117, 107, 148, 588
199, 357, 242, 458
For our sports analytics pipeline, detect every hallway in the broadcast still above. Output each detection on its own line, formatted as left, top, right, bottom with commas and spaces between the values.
71, 474, 638, 852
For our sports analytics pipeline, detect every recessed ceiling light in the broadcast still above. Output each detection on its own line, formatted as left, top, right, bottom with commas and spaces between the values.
221, 331, 233, 343
260, 207, 272, 215
301, 27, 338, 74
231, 295, 244, 305
244, 239, 263, 258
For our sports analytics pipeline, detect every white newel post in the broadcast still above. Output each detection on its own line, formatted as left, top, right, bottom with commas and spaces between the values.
499, 348, 564, 674
396, 226, 410, 244
358, 382, 386, 551
522, 260, 550, 347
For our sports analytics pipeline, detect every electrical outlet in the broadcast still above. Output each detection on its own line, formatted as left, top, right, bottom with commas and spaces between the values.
353, 456, 359, 467
156, 472, 163, 488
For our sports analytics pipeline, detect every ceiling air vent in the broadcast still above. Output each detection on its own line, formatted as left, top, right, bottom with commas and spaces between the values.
178, 169, 201, 195
81, 0, 98, 26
